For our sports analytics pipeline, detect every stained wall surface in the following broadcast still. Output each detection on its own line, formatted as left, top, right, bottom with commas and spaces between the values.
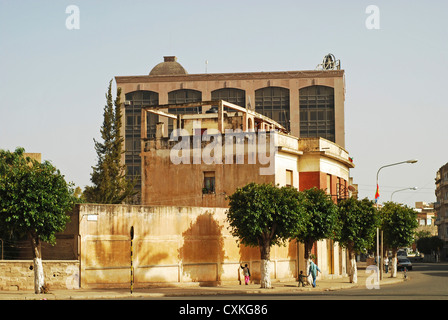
78, 204, 302, 288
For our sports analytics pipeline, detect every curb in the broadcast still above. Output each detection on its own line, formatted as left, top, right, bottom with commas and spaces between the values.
0, 275, 405, 300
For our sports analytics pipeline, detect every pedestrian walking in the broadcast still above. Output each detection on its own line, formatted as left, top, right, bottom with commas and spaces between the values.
384, 256, 389, 274
308, 260, 321, 288
241, 264, 251, 285
298, 270, 306, 287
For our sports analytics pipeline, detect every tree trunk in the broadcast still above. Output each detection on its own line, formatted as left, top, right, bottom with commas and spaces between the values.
391, 248, 398, 278
304, 240, 312, 260
30, 235, 45, 294
348, 247, 357, 283
304, 240, 314, 285
259, 239, 271, 289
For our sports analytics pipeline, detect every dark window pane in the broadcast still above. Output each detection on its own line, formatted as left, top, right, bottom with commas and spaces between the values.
299, 86, 335, 142
255, 87, 290, 130
124, 90, 159, 196
211, 88, 246, 109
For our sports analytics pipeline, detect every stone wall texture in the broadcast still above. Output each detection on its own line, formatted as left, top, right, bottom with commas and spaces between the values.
0, 260, 79, 291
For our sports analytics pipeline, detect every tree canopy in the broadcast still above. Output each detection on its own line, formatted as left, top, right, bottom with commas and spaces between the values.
0, 148, 76, 293
0, 148, 75, 243
84, 80, 135, 204
417, 236, 444, 255
226, 183, 306, 288
381, 201, 418, 250
227, 183, 305, 248
336, 197, 379, 254
293, 187, 339, 259
336, 197, 379, 283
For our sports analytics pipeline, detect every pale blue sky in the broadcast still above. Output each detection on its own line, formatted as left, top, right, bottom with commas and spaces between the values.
1, 0, 447, 207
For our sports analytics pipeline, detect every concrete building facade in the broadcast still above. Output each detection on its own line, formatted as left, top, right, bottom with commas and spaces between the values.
435, 163, 448, 259
73, 56, 355, 287
415, 202, 437, 235
139, 100, 354, 207
115, 56, 346, 199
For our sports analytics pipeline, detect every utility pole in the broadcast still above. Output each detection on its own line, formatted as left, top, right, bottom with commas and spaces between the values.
130, 226, 134, 294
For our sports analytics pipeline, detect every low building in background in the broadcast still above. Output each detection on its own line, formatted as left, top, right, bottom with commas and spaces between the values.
435, 163, 448, 260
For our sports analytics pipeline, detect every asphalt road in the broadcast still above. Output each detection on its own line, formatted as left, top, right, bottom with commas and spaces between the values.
154, 262, 448, 301
327, 261, 448, 300
118, 263, 446, 319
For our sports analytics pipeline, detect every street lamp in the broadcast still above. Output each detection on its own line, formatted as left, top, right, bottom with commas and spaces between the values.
375, 159, 418, 281
376, 160, 418, 189
390, 187, 418, 201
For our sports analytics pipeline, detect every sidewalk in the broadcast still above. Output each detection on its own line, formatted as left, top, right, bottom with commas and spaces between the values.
0, 269, 405, 300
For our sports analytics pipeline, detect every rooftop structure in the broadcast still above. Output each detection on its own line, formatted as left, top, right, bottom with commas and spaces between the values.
139, 100, 354, 207
116, 55, 347, 201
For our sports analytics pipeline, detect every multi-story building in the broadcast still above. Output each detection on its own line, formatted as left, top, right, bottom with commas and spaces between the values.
139, 100, 355, 208
138, 99, 355, 279
435, 163, 448, 259
415, 202, 437, 233
115, 56, 346, 200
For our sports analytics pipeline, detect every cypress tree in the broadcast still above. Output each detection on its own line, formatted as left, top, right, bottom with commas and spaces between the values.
84, 80, 135, 204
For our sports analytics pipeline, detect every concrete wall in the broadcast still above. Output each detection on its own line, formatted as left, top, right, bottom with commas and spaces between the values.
79, 204, 301, 288
78, 204, 347, 288
0, 260, 79, 291
141, 133, 277, 207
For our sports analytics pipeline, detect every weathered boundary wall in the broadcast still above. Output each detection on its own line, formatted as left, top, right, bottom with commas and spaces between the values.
0, 260, 79, 291
79, 204, 303, 288
0, 204, 348, 290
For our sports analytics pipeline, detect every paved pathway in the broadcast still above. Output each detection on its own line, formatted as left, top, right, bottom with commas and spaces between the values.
0, 268, 404, 300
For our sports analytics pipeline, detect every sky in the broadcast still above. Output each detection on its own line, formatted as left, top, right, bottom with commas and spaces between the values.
1, 0, 447, 208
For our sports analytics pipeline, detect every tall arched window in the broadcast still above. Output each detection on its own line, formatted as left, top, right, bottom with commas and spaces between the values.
255, 87, 290, 131
124, 90, 159, 198
299, 85, 335, 142
211, 88, 246, 108
167, 89, 202, 135
168, 89, 202, 114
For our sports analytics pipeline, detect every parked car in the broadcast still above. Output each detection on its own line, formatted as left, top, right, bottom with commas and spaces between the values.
397, 250, 407, 257
397, 257, 412, 271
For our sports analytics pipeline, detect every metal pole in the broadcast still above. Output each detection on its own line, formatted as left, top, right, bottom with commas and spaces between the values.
380, 230, 383, 280
375, 159, 417, 282
130, 226, 134, 294
376, 170, 380, 284
376, 228, 380, 284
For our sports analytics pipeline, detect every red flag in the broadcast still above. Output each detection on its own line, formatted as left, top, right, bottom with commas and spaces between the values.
375, 184, 380, 202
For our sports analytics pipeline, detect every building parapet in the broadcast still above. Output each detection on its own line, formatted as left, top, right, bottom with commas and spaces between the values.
116, 69, 345, 84
298, 137, 355, 169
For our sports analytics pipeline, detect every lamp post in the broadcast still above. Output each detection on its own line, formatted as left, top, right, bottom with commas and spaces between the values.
390, 187, 418, 201
375, 159, 418, 281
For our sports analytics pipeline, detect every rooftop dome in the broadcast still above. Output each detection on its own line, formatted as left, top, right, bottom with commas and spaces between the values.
149, 56, 188, 76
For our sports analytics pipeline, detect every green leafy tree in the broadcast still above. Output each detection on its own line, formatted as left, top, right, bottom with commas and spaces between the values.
417, 236, 444, 260
381, 202, 418, 277
84, 80, 135, 204
0, 148, 76, 293
226, 183, 306, 288
73, 186, 85, 203
294, 188, 339, 258
336, 197, 379, 283
293, 187, 338, 283
415, 230, 432, 240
